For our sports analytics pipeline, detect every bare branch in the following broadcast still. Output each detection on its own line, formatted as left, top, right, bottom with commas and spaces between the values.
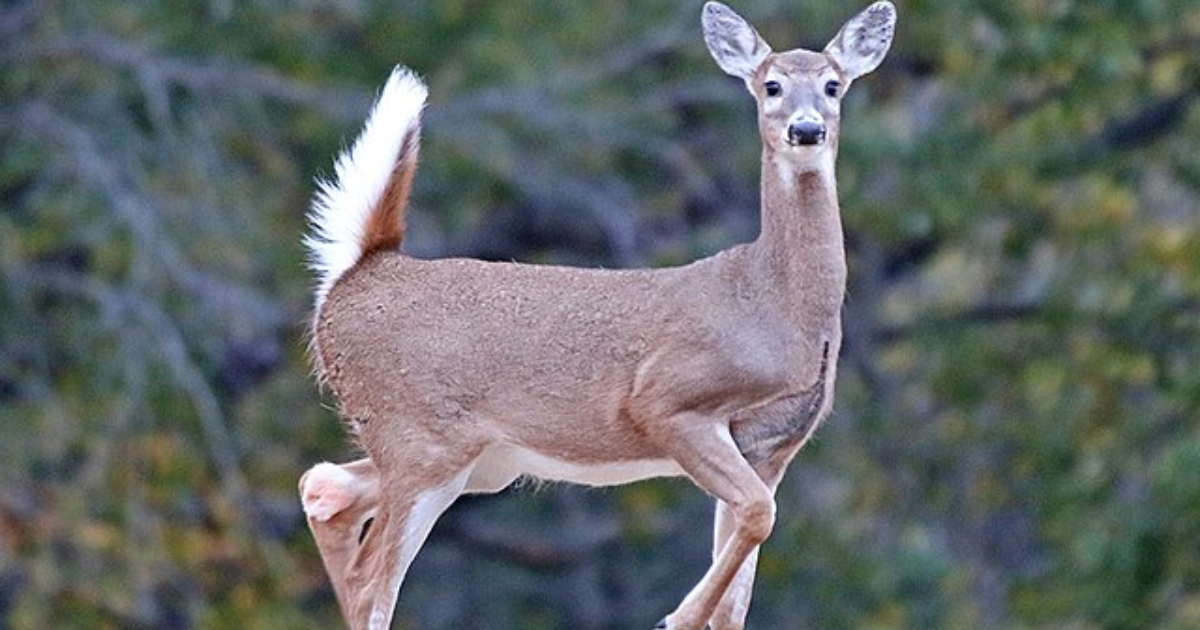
441, 508, 622, 571
0, 0, 38, 45
20, 268, 245, 495
1085, 85, 1199, 153
18, 265, 298, 578
16, 101, 285, 330
33, 32, 371, 122
875, 301, 1046, 345
873, 296, 1200, 347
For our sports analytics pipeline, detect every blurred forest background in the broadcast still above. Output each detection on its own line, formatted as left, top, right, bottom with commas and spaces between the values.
1, 0, 1198, 629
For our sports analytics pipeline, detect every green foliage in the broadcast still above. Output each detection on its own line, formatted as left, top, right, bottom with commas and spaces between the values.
2, 0, 1198, 628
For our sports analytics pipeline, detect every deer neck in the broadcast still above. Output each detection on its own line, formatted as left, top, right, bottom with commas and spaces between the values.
749, 148, 847, 323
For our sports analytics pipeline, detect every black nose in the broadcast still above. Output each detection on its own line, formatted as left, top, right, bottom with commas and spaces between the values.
787, 120, 826, 146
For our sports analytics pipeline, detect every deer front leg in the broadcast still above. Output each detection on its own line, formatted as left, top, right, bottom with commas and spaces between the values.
708, 501, 762, 630
709, 442, 802, 630
654, 419, 776, 630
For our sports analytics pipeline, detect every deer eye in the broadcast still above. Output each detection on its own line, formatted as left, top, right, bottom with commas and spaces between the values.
824, 80, 840, 97
764, 81, 782, 97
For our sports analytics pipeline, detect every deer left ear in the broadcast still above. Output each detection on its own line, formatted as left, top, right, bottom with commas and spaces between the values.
825, 1, 896, 81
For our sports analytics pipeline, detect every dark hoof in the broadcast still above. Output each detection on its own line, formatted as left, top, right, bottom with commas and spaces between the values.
653, 618, 714, 630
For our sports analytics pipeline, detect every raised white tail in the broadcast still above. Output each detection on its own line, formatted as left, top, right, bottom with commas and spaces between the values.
304, 66, 427, 311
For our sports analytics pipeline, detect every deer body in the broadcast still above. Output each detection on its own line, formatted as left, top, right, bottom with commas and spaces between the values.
300, 3, 894, 629
321, 236, 839, 469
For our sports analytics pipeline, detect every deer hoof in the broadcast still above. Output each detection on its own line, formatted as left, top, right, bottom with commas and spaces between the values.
653, 620, 712, 630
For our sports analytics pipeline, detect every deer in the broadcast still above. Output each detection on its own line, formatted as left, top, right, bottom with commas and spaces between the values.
298, 2, 895, 629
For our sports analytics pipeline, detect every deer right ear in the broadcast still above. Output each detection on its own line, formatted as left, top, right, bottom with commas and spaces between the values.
703, 2, 771, 83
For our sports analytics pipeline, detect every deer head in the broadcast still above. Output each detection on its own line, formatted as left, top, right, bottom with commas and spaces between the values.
703, 1, 895, 161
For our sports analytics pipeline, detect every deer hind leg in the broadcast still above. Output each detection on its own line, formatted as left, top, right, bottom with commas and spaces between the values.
301, 453, 476, 630
342, 460, 475, 630
653, 417, 776, 630
300, 458, 381, 620
348, 463, 468, 624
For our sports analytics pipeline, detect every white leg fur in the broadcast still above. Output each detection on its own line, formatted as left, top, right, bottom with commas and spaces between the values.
370, 466, 474, 630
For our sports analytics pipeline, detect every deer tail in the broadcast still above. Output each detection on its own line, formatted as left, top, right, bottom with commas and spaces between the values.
305, 66, 427, 311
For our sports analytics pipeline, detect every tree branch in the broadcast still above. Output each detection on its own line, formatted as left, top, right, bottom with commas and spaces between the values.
34, 32, 371, 122
16, 102, 285, 331
874, 301, 1048, 345
1085, 84, 1199, 154
440, 510, 621, 571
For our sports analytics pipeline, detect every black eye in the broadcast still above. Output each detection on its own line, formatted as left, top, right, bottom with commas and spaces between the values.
824, 80, 840, 97
764, 81, 782, 97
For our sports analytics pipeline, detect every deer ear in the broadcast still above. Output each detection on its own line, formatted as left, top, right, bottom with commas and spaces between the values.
825, 1, 896, 81
703, 2, 771, 82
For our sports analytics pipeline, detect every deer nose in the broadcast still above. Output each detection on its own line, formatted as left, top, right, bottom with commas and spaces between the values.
787, 120, 826, 146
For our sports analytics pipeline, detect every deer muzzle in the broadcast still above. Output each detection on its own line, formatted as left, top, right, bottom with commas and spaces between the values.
787, 119, 826, 147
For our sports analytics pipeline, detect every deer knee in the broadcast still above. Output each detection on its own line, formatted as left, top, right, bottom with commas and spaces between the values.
301, 461, 369, 522
737, 495, 776, 546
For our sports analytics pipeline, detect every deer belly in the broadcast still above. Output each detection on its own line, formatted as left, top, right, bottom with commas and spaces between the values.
473, 443, 686, 489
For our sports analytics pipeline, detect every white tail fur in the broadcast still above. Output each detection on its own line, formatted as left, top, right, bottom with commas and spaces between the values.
304, 66, 427, 310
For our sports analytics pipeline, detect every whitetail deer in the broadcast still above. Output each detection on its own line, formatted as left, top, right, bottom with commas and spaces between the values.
299, 2, 895, 629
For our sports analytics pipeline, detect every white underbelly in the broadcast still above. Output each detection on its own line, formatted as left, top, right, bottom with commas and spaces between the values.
469, 443, 686, 492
